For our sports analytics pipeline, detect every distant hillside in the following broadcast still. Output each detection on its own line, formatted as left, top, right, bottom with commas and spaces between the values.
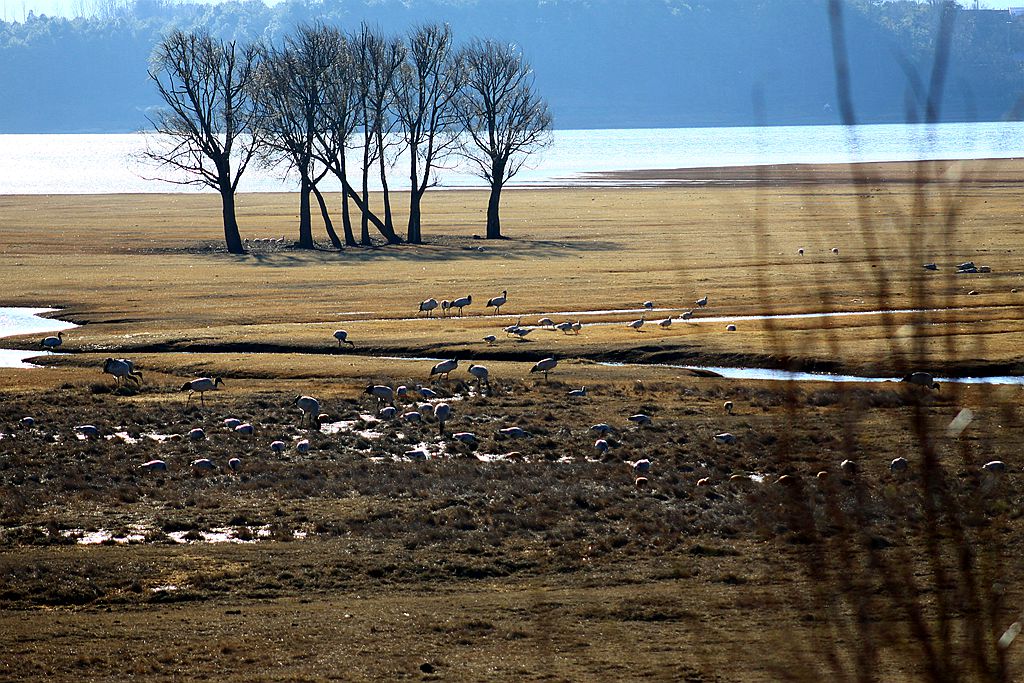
1, 0, 1023, 133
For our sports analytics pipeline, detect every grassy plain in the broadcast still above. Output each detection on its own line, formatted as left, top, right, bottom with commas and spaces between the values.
2, 159, 1024, 681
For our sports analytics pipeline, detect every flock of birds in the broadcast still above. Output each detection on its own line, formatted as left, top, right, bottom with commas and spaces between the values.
33, 278, 1008, 487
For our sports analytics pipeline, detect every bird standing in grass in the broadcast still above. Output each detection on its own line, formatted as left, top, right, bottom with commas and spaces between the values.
486, 290, 508, 314
40, 331, 64, 352
434, 402, 451, 435
627, 314, 646, 332
530, 357, 558, 381
181, 377, 223, 407
295, 395, 321, 427
450, 294, 472, 316
696, 295, 709, 308
103, 357, 143, 386
430, 358, 458, 381
365, 385, 395, 412
468, 364, 490, 391
419, 298, 439, 317
333, 330, 354, 347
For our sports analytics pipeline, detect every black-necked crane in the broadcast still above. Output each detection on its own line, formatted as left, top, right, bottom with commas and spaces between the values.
295, 395, 321, 426
903, 372, 939, 390
441, 300, 451, 317
468, 364, 490, 391
695, 295, 709, 308
419, 298, 439, 317
181, 377, 223, 407
483, 334, 497, 345
486, 290, 508, 314
658, 317, 672, 329
530, 357, 557, 381
434, 402, 451, 435
139, 459, 167, 472
40, 331, 64, 352
568, 386, 587, 398
570, 320, 582, 335
643, 301, 654, 310
451, 294, 472, 316
555, 321, 573, 334
538, 317, 555, 328
103, 357, 142, 386
628, 414, 652, 426
333, 330, 354, 347
627, 314, 646, 332
365, 385, 394, 412
430, 358, 458, 381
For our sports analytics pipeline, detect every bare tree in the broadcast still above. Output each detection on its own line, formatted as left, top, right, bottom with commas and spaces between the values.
456, 39, 551, 240
352, 24, 405, 245
395, 23, 463, 244
310, 24, 393, 248
146, 30, 260, 254
253, 25, 343, 250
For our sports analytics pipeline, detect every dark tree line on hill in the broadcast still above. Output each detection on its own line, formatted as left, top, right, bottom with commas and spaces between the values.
145, 23, 551, 253
2, 1, 1024, 134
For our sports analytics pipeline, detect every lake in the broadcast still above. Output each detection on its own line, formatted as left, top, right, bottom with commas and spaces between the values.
2, 121, 1024, 194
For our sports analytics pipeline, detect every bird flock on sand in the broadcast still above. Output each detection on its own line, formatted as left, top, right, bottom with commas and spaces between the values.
34, 275, 1004, 488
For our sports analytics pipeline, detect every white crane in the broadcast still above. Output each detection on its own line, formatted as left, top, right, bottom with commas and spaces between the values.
450, 294, 472, 316
486, 290, 508, 314
430, 358, 458, 381
181, 377, 223, 407
103, 357, 142, 386
530, 357, 558, 381
295, 395, 321, 426
333, 330, 354, 347
40, 331, 64, 352
419, 298, 439, 317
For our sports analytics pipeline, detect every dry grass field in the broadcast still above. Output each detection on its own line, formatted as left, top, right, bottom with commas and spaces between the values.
2, 159, 1024, 681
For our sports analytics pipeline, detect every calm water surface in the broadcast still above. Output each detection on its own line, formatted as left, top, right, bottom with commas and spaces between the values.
2, 121, 1024, 194
0, 308, 77, 368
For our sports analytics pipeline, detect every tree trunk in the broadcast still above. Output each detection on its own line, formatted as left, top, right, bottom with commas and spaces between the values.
313, 185, 343, 249
407, 145, 421, 244
377, 130, 394, 235
486, 180, 503, 239
360, 145, 372, 246
298, 174, 314, 249
408, 188, 423, 244
338, 151, 358, 247
219, 180, 245, 254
